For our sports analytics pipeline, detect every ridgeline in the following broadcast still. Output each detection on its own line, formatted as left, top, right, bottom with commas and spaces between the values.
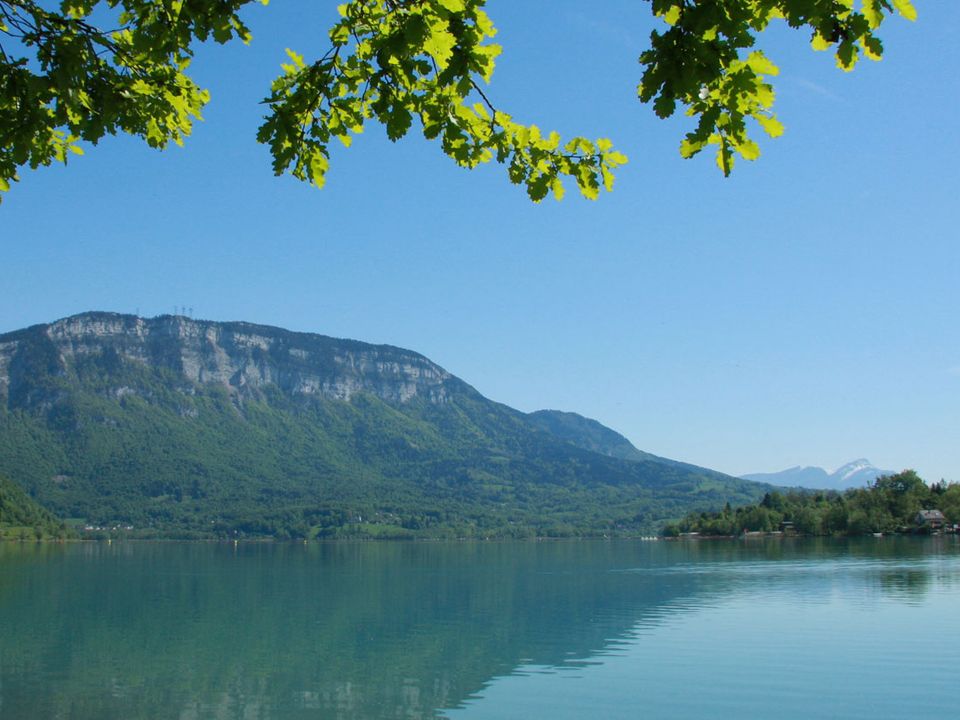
0, 312, 770, 539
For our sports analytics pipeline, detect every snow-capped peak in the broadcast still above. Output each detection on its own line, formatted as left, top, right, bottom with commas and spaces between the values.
742, 459, 895, 490
833, 459, 874, 482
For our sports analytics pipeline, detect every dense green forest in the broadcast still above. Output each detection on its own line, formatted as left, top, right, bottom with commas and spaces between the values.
0, 375, 761, 540
0, 473, 68, 540
663, 471, 960, 537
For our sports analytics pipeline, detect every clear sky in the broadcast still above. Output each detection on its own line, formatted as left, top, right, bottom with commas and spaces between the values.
2, 1, 957, 482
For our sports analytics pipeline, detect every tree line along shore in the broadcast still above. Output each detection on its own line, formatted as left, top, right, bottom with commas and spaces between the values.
5, 470, 959, 542
662, 471, 960, 538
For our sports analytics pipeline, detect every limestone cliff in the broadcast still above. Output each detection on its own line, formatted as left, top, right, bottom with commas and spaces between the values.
0, 312, 453, 407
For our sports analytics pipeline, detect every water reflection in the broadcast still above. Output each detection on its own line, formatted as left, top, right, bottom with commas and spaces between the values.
0, 537, 957, 719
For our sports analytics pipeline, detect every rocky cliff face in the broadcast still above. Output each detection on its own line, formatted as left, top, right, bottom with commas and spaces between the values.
0, 312, 453, 407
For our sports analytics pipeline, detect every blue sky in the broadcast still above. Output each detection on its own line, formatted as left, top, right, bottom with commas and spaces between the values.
2, 1, 958, 481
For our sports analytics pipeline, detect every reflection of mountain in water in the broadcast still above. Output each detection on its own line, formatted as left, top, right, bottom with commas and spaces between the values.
0, 539, 952, 719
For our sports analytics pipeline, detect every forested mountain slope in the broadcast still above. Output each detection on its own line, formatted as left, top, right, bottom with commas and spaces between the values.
0, 473, 63, 538
0, 313, 768, 538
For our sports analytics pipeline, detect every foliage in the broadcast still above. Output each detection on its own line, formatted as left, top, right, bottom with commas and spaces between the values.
0, 0, 260, 197
1, 0, 915, 202
257, 0, 625, 202
644, 0, 916, 175
0, 472, 68, 539
663, 470, 960, 537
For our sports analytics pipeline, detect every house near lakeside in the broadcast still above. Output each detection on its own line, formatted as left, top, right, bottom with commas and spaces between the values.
915, 510, 946, 531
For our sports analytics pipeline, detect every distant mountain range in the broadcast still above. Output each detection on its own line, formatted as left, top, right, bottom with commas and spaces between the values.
741, 459, 896, 491
0, 312, 770, 538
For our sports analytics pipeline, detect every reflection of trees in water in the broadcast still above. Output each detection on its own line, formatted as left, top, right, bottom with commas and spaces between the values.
1, 541, 685, 719
878, 569, 931, 600
0, 538, 956, 719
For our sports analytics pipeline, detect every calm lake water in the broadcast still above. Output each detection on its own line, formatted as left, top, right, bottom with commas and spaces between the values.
1, 538, 958, 719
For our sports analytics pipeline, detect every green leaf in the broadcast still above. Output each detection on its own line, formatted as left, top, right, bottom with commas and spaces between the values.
862, 0, 884, 29
474, 10, 496, 38
653, 94, 676, 118
551, 177, 566, 201
527, 173, 551, 202
862, 36, 883, 61
736, 139, 760, 161
811, 33, 832, 51
600, 165, 614, 192
661, 6, 681, 25
892, 0, 917, 22
285, 49, 306, 70
755, 114, 784, 138
308, 150, 329, 188
716, 142, 733, 176
746, 52, 779, 77
423, 20, 457, 69
386, 107, 413, 141
330, 24, 350, 45
680, 137, 705, 158
836, 41, 858, 70
606, 151, 627, 166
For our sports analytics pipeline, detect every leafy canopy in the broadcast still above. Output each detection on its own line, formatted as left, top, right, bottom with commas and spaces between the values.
664, 469, 960, 537
0, 0, 915, 202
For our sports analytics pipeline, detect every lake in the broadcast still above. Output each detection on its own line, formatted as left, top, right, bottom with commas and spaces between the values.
1, 538, 958, 719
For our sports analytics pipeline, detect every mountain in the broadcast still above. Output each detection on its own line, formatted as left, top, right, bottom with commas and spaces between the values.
526, 410, 661, 463
525, 410, 715, 473
0, 312, 768, 538
741, 459, 896, 491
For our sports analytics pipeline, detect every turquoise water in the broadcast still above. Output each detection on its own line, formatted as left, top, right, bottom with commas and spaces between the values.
1, 538, 958, 719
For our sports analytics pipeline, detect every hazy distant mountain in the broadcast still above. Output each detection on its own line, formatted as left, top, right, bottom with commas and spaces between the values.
0, 312, 769, 538
526, 410, 661, 464
526, 410, 720, 475
741, 459, 896, 491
